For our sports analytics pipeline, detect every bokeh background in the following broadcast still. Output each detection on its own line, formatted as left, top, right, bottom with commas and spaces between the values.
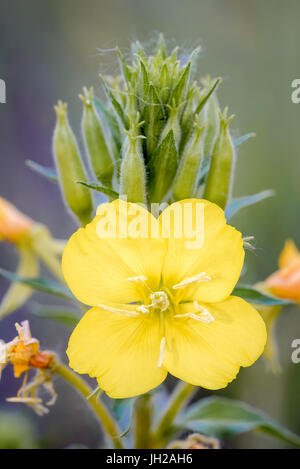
1, 0, 300, 449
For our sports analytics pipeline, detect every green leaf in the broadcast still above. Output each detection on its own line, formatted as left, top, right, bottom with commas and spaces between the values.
26, 160, 58, 183
112, 398, 137, 438
93, 95, 122, 149
0, 268, 74, 300
76, 181, 119, 198
226, 190, 275, 219
195, 77, 221, 115
32, 304, 80, 327
99, 74, 128, 128
234, 132, 256, 148
233, 284, 291, 306
176, 396, 300, 446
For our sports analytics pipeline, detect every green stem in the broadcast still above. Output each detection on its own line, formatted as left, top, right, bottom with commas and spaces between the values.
54, 361, 124, 449
154, 381, 197, 446
134, 394, 152, 449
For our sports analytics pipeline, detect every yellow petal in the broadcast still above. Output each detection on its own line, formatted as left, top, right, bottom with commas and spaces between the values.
159, 199, 244, 303
164, 296, 266, 389
67, 306, 167, 398
278, 239, 300, 269
256, 304, 282, 373
62, 199, 166, 305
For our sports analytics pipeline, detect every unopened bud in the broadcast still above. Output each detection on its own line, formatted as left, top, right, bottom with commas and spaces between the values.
119, 119, 147, 204
202, 79, 220, 158
149, 130, 178, 203
203, 108, 235, 209
173, 119, 205, 200
142, 83, 166, 158
80, 87, 114, 186
159, 101, 183, 150
53, 101, 93, 225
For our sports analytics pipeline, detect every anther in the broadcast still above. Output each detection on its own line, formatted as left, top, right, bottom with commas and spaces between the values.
174, 302, 214, 324
127, 275, 148, 282
136, 305, 150, 314
97, 304, 139, 317
172, 272, 211, 290
157, 337, 166, 368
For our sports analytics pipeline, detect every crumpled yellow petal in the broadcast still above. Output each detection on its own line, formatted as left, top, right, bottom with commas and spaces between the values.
62, 199, 166, 305
159, 199, 244, 303
163, 296, 266, 389
67, 306, 167, 398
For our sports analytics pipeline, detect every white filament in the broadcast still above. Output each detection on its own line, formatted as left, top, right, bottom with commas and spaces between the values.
157, 337, 166, 368
172, 272, 211, 290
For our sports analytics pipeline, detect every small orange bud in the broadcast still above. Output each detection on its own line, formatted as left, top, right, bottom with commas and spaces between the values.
0, 198, 33, 243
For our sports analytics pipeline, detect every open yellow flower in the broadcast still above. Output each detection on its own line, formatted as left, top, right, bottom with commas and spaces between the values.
62, 199, 266, 398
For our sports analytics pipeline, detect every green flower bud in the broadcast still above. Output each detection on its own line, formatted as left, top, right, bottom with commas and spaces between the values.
159, 101, 183, 150
173, 118, 205, 201
79, 87, 114, 186
149, 130, 178, 203
142, 83, 166, 158
99, 74, 128, 129
201, 78, 220, 158
53, 101, 93, 225
203, 108, 235, 209
168, 61, 191, 107
51, 37, 250, 208
119, 118, 147, 204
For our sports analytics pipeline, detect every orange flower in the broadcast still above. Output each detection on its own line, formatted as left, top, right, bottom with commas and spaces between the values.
0, 198, 33, 244
266, 240, 300, 302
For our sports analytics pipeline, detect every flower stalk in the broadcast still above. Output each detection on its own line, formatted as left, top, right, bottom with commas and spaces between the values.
153, 382, 197, 446
54, 361, 124, 449
134, 394, 153, 449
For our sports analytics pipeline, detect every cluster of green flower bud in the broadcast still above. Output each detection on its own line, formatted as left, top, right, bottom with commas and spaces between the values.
53, 34, 237, 224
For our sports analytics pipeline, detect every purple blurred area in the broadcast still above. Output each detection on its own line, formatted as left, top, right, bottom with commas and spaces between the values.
0, 0, 300, 448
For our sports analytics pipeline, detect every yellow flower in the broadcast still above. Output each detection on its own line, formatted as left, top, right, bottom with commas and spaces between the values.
62, 199, 266, 398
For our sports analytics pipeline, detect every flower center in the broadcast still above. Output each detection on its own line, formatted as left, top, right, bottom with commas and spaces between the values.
149, 291, 170, 312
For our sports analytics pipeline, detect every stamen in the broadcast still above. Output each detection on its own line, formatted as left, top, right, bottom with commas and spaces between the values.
157, 337, 166, 368
127, 275, 148, 282
174, 302, 214, 324
172, 272, 211, 290
136, 305, 150, 314
193, 301, 215, 323
98, 304, 139, 317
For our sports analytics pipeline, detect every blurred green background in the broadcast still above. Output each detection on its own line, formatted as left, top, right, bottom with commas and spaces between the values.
0, 0, 300, 449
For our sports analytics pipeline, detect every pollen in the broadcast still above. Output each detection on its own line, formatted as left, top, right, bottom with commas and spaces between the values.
149, 291, 170, 312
